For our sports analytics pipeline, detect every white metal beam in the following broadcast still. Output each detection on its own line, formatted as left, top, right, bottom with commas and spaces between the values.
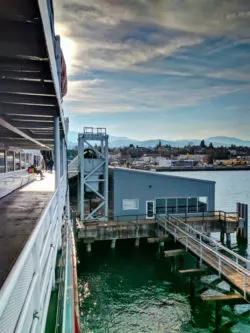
55, 117, 60, 189
85, 161, 105, 180
85, 183, 104, 200
0, 117, 49, 149
37, 0, 66, 140
86, 202, 104, 220
78, 129, 109, 221
83, 139, 103, 159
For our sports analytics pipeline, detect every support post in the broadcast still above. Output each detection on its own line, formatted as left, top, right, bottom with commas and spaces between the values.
79, 136, 84, 221
220, 230, 225, 244
111, 239, 116, 249
54, 116, 60, 189
104, 135, 109, 220
159, 241, 164, 248
215, 302, 222, 332
77, 174, 80, 215
226, 233, 231, 247
237, 202, 248, 242
4, 149, 7, 172
72, 210, 77, 234
86, 243, 92, 253
189, 277, 195, 314
135, 238, 140, 248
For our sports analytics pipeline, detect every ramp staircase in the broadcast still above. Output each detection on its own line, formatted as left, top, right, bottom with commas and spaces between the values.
157, 215, 250, 300
68, 155, 79, 179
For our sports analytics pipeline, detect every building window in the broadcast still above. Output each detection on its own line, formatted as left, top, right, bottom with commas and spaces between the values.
26, 154, 30, 168
0, 150, 5, 173
155, 196, 208, 215
21, 153, 26, 169
7, 151, 14, 172
188, 197, 198, 212
198, 197, 208, 212
156, 198, 166, 214
15, 152, 20, 170
167, 198, 177, 214
122, 199, 139, 210
177, 198, 187, 213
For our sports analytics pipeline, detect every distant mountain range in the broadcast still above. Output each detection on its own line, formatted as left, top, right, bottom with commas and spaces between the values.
68, 131, 250, 148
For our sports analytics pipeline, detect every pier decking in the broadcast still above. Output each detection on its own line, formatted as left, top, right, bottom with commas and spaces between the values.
0, 173, 55, 287
76, 211, 239, 243
158, 216, 250, 301
75, 211, 250, 301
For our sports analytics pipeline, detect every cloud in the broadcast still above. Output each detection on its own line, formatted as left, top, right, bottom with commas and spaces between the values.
63, 74, 249, 116
54, 0, 250, 139
54, 0, 250, 78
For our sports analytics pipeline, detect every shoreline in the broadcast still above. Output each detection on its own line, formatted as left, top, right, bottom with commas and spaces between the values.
154, 166, 250, 172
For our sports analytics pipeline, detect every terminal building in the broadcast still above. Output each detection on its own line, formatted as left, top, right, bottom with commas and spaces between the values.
108, 168, 215, 220
68, 128, 215, 222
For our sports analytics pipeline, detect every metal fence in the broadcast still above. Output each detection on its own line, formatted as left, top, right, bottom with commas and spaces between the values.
0, 170, 36, 198
158, 215, 250, 299
0, 174, 67, 333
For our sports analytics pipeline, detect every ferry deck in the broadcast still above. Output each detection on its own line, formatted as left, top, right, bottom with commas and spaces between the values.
0, 1, 73, 332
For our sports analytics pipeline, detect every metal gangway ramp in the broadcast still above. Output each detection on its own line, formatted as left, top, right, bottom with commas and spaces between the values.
157, 215, 250, 301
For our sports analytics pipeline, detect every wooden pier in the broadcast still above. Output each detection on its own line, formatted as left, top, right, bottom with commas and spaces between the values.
158, 215, 250, 301
75, 211, 239, 243
75, 211, 250, 301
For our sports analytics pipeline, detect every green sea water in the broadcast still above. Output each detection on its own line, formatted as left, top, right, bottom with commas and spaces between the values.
77, 171, 250, 332
77, 239, 249, 333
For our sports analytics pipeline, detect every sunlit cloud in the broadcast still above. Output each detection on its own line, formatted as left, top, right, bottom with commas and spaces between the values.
54, 0, 250, 139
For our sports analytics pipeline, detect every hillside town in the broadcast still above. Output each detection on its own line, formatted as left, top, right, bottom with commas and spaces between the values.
108, 140, 250, 170
67, 140, 250, 171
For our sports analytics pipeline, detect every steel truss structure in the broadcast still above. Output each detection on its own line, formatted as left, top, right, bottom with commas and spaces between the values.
78, 127, 109, 221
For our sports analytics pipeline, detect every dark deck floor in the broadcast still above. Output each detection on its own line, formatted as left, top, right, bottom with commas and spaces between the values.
0, 190, 53, 288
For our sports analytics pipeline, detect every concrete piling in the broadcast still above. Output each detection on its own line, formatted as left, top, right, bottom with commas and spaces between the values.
159, 240, 165, 248
135, 238, 140, 248
226, 233, 231, 247
111, 238, 116, 249
86, 242, 92, 253
237, 202, 248, 242
220, 231, 225, 244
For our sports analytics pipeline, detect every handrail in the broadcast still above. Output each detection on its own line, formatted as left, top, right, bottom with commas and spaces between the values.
158, 216, 250, 278
168, 215, 250, 265
81, 210, 239, 224
0, 174, 66, 318
0, 191, 57, 318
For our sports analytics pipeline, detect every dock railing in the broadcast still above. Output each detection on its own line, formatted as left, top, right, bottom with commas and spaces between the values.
158, 215, 250, 299
0, 170, 36, 198
80, 210, 239, 227
0, 174, 67, 333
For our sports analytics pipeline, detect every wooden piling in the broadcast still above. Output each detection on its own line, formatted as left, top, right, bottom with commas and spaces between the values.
135, 238, 140, 248
86, 242, 92, 253
111, 238, 116, 249
215, 301, 222, 332
237, 202, 248, 242
164, 249, 186, 257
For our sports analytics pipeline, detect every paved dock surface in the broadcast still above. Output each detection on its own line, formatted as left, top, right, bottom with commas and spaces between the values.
0, 173, 55, 288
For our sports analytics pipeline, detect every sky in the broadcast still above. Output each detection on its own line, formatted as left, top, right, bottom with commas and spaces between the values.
54, 0, 250, 140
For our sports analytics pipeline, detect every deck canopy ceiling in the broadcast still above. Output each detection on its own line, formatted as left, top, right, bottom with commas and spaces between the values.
0, 0, 65, 150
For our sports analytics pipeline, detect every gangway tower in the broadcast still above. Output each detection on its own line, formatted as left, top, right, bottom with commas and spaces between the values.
78, 127, 109, 221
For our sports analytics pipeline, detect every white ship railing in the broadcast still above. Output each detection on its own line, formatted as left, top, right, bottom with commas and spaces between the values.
0, 174, 67, 333
0, 170, 36, 198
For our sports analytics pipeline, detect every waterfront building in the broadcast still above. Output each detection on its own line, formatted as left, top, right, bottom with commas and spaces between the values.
108, 168, 214, 220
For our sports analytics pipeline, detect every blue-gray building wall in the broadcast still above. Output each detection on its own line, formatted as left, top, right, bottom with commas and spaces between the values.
111, 168, 215, 218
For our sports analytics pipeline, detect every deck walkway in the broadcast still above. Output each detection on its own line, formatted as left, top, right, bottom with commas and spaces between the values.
158, 216, 250, 301
0, 172, 55, 288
